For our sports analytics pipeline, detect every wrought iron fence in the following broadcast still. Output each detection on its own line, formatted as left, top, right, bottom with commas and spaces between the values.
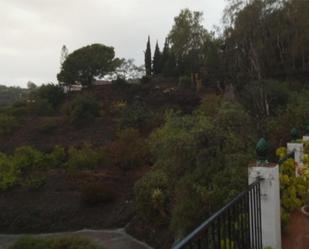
171, 181, 262, 249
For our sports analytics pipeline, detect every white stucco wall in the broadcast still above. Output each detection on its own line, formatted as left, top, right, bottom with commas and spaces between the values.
249, 165, 282, 249
287, 143, 304, 164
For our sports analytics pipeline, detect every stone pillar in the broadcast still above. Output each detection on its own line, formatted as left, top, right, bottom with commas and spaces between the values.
249, 164, 282, 249
287, 143, 304, 164
287, 143, 304, 176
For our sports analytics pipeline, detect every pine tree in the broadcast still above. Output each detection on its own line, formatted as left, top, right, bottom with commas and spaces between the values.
60, 45, 69, 69
144, 36, 152, 76
153, 41, 162, 75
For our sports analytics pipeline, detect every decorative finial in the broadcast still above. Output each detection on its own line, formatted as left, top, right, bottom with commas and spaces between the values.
291, 128, 300, 141
256, 138, 269, 163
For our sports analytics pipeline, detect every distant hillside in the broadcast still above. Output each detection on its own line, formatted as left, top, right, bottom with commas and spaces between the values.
0, 85, 27, 106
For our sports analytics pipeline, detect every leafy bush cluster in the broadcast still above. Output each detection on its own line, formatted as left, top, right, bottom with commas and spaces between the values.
0, 145, 92, 191
28, 84, 65, 116
0, 114, 20, 136
9, 236, 102, 249
277, 148, 309, 226
134, 100, 255, 236
0, 146, 66, 191
65, 96, 100, 125
35, 84, 65, 110
119, 102, 153, 130
106, 128, 149, 170
0, 136, 150, 191
134, 170, 169, 225
67, 144, 103, 170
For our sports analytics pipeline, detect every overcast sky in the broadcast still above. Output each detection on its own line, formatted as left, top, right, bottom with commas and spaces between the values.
0, 0, 226, 87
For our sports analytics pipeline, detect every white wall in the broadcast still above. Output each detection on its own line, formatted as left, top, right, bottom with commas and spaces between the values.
249, 165, 282, 249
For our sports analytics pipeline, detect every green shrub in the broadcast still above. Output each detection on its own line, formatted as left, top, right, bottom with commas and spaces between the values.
28, 98, 55, 116
0, 147, 49, 191
134, 170, 169, 224
9, 236, 102, 249
0, 114, 19, 136
0, 146, 66, 191
170, 175, 210, 233
0, 153, 18, 190
81, 182, 115, 206
119, 103, 152, 129
178, 76, 192, 89
12, 146, 47, 172
0, 102, 29, 117
195, 94, 223, 117
45, 146, 66, 168
137, 104, 253, 235
67, 144, 102, 170
66, 96, 100, 125
279, 158, 306, 227
35, 84, 65, 109
106, 128, 149, 170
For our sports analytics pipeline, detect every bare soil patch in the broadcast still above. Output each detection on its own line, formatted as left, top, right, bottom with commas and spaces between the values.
0, 167, 148, 234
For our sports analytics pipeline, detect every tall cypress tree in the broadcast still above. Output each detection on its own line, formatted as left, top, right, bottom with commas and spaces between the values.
144, 36, 152, 76
153, 41, 162, 75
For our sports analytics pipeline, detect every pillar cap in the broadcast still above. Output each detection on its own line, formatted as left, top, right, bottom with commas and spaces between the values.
256, 138, 268, 162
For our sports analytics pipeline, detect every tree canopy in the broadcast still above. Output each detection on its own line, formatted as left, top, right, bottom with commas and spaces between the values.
168, 9, 211, 75
57, 44, 121, 87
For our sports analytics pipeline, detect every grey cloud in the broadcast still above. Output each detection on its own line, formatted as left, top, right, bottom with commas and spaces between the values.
0, 0, 226, 87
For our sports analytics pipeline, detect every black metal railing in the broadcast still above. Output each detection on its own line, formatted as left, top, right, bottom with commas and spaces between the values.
171, 181, 262, 249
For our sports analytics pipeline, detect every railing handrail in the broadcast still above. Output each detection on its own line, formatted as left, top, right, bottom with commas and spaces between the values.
171, 180, 261, 249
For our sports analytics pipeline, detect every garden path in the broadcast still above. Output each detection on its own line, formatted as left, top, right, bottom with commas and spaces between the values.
0, 228, 152, 249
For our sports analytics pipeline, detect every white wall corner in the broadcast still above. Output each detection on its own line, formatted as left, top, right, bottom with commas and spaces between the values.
249, 164, 282, 249
287, 143, 304, 164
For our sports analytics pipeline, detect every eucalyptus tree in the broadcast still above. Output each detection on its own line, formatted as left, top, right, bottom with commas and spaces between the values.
222, 0, 309, 84
168, 9, 211, 75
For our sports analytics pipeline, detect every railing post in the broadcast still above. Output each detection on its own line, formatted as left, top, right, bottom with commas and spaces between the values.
249, 138, 282, 249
